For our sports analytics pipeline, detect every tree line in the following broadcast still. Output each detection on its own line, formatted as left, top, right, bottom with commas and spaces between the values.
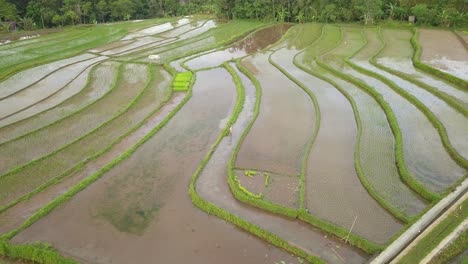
0, 0, 467, 31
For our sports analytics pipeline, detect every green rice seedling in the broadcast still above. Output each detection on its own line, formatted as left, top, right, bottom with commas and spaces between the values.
172, 72, 193, 91
264, 173, 270, 187
244, 170, 257, 177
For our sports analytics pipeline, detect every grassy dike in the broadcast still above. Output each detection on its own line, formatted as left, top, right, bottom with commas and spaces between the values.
313, 26, 439, 202
0, 64, 192, 264
370, 28, 468, 118
346, 30, 468, 170
410, 28, 468, 91
188, 61, 326, 264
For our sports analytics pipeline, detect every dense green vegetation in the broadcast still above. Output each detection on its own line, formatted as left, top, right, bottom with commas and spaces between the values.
1, 0, 467, 32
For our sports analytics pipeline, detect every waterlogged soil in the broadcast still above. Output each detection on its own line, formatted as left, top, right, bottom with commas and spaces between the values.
271, 23, 322, 51
0, 53, 95, 99
122, 18, 190, 40
302, 29, 426, 217
343, 66, 466, 193
177, 20, 217, 40
0, 64, 148, 205
11, 68, 299, 264
0, 56, 107, 120
185, 24, 291, 70
0, 64, 92, 127
355, 29, 468, 161
159, 20, 207, 38
89, 39, 134, 53
236, 52, 315, 176
419, 29, 468, 80
376, 29, 468, 107
0, 92, 185, 235
196, 63, 370, 264
273, 47, 402, 243
0, 61, 119, 143
356, 60, 468, 160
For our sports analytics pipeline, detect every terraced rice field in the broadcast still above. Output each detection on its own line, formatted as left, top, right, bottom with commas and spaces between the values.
0, 17, 467, 264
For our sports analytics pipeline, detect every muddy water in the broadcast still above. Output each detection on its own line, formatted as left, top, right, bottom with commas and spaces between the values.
273, 47, 403, 243
377, 29, 468, 107
0, 64, 147, 197
12, 68, 298, 264
343, 66, 466, 192
196, 63, 369, 263
0, 92, 185, 235
0, 56, 107, 119
0, 62, 119, 143
419, 29, 468, 80
0, 53, 96, 99
185, 24, 291, 70
236, 52, 315, 176
0, 64, 92, 127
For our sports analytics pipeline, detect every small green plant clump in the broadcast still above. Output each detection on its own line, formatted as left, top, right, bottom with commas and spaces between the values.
172, 72, 193, 92
244, 170, 257, 177
264, 172, 270, 187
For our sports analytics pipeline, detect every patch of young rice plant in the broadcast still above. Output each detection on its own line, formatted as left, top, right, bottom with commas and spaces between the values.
0, 63, 147, 190
300, 24, 341, 64
0, 61, 119, 143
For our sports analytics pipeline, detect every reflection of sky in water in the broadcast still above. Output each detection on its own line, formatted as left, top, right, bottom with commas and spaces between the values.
123, 18, 190, 40
179, 20, 217, 39
427, 57, 468, 80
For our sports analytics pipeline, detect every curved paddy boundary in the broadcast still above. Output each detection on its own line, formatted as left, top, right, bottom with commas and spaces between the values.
0, 63, 146, 182
0, 64, 193, 264
0, 61, 117, 146
0, 58, 106, 124
222, 36, 383, 253
452, 30, 468, 50
369, 28, 468, 118
411, 28, 468, 90
0, 66, 176, 231
314, 27, 439, 202
222, 25, 385, 253
0, 55, 98, 101
345, 30, 468, 171
188, 61, 327, 264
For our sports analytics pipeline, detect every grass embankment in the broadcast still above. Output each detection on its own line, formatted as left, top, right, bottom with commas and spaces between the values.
369, 28, 468, 118
0, 63, 191, 264
429, 229, 467, 264
0, 17, 177, 82
397, 198, 468, 264
188, 61, 326, 264
411, 28, 468, 90
347, 29, 468, 171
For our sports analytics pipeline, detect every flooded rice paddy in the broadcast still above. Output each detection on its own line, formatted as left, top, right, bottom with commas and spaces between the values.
1, 18, 467, 264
